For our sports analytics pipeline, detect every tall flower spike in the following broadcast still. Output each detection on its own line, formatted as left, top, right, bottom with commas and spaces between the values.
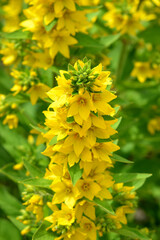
43, 58, 136, 239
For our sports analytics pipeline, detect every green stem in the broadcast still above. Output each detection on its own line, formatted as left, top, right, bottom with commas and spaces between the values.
116, 39, 129, 84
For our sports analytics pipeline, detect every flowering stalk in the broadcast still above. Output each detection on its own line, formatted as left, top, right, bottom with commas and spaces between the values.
41, 58, 136, 239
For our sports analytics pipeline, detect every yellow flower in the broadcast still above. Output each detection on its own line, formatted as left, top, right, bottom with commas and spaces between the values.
3, 114, 18, 129
24, 194, 44, 222
52, 0, 76, 14
23, 50, 53, 70
148, 117, 160, 135
46, 203, 75, 227
131, 62, 153, 83
76, 178, 101, 200
75, 200, 95, 222
45, 30, 77, 59
68, 92, 94, 121
51, 180, 80, 208
57, 10, 89, 35
2, 0, 22, 33
21, 226, 31, 235
92, 142, 120, 162
107, 205, 134, 229
0, 42, 18, 66
80, 216, 97, 240
27, 83, 51, 105
13, 162, 24, 171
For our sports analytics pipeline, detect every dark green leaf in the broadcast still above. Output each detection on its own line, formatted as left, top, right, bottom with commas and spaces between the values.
66, 116, 74, 123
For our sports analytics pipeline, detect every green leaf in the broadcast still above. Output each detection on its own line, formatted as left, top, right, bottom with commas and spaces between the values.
0, 145, 14, 168
99, 33, 121, 47
93, 198, 115, 215
138, 24, 160, 44
23, 159, 44, 178
20, 178, 52, 189
76, 32, 103, 49
112, 117, 122, 130
63, 73, 71, 80
0, 186, 21, 216
32, 222, 57, 240
8, 216, 25, 231
0, 218, 21, 240
111, 153, 133, 164
113, 226, 150, 240
96, 138, 111, 143
0, 163, 27, 183
1, 29, 30, 39
66, 116, 74, 123
68, 163, 83, 186
30, 124, 47, 133
49, 136, 57, 146
114, 173, 152, 184
102, 115, 115, 121
44, 19, 57, 32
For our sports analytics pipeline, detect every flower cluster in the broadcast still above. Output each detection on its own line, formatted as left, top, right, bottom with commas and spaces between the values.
2, 0, 22, 33
37, 59, 136, 239
103, 1, 156, 36
20, 0, 90, 66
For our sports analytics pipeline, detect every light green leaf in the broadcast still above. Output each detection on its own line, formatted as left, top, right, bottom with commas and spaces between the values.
93, 198, 115, 215
112, 117, 122, 130
99, 33, 121, 47
32, 222, 57, 240
114, 173, 152, 183
8, 216, 24, 231
76, 33, 103, 48
113, 226, 150, 240
20, 178, 52, 189
0, 186, 21, 216
0, 163, 27, 183
111, 153, 133, 164
30, 124, 47, 133
68, 163, 83, 186
23, 159, 44, 178
44, 19, 57, 32
0, 218, 21, 240
49, 136, 57, 146
1, 29, 30, 39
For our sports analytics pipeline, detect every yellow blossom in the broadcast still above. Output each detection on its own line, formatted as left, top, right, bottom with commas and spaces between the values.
148, 117, 160, 134
27, 83, 50, 105
131, 62, 153, 83
3, 114, 18, 129
76, 178, 101, 200
80, 216, 97, 240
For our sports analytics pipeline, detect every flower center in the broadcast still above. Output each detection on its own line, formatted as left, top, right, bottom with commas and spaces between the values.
84, 223, 92, 231
82, 182, 90, 192
66, 187, 72, 194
